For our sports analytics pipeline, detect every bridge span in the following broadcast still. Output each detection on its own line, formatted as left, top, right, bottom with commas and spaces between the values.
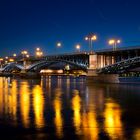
1, 46, 140, 80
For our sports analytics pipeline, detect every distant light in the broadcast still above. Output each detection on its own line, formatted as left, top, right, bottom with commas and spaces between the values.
76, 44, 80, 49
9, 58, 14, 62
57, 42, 62, 48
5, 56, 8, 59
26, 55, 30, 58
85, 37, 88, 40
108, 39, 115, 45
21, 51, 28, 55
91, 35, 97, 40
36, 47, 40, 51
108, 39, 121, 45
117, 40, 121, 43
57, 70, 63, 73
40, 69, 53, 73
13, 53, 17, 57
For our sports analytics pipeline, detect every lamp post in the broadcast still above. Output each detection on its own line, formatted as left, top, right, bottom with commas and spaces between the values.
21, 50, 28, 69
35, 47, 43, 57
0, 58, 3, 68
85, 33, 97, 52
108, 39, 121, 51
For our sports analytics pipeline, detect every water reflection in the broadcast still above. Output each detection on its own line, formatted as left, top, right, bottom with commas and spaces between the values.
32, 85, 44, 128
0, 77, 139, 140
0, 78, 17, 123
19, 81, 30, 128
53, 88, 63, 138
104, 99, 124, 139
72, 90, 82, 135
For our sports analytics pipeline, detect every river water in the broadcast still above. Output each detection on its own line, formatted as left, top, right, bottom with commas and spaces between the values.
0, 76, 140, 140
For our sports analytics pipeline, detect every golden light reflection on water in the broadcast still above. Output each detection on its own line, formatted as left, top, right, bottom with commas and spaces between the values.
53, 88, 63, 138
0, 78, 18, 122
133, 129, 140, 140
32, 85, 44, 128
82, 110, 98, 140
72, 90, 82, 135
71, 89, 99, 139
104, 99, 124, 139
19, 81, 30, 128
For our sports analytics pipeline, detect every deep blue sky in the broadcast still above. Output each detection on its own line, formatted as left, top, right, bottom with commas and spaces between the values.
1, 0, 140, 56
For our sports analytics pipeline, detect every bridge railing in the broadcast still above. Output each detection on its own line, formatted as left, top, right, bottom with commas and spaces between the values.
98, 56, 140, 74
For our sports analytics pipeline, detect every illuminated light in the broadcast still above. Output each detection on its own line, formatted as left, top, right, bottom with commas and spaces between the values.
91, 35, 97, 40
85, 37, 88, 40
134, 129, 140, 140
117, 40, 121, 43
76, 44, 80, 50
54, 89, 63, 138
13, 53, 16, 57
5, 56, 8, 59
57, 42, 62, 48
109, 39, 115, 45
22, 51, 28, 54
65, 65, 70, 71
33, 85, 44, 128
0, 79, 18, 123
36, 47, 40, 51
72, 90, 82, 135
20, 82, 30, 128
57, 70, 63, 74
36, 52, 40, 55
46, 69, 53, 73
26, 55, 29, 58
9, 58, 14, 62
104, 100, 124, 139
82, 112, 98, 140
0, 58, 3, 61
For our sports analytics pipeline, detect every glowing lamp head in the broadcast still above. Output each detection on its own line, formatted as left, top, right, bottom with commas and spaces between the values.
26, 55, 29, 58
117, 40, 121, 43
85, 37, 89, 40
13, 53, 17, 57
57, 42, 62, 48
76, 44, 80, 50
36, 47, 40, 51
109, 40, 115, 45
91, 35, 97, 40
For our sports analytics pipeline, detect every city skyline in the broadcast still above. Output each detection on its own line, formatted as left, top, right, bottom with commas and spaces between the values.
1, 0, 140, 56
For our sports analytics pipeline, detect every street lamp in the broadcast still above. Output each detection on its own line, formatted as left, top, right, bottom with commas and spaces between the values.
13, 53, 17, 57
21, 51, 28, 57
35, 47, 43, 57
21, 50, 29, 69
75, 44, 81, 52
108, 39, 121, 51
85, 33, 97, 52
56, 42, 62, 48
0, 58, 3, 68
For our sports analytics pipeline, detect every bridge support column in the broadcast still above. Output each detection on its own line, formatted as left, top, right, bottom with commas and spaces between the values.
87, 53, 98, 76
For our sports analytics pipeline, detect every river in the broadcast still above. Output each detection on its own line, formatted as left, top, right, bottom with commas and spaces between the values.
0, 76, 140, 140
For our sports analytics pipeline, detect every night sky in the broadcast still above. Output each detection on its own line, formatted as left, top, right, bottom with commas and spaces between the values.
1, 0, 140, 56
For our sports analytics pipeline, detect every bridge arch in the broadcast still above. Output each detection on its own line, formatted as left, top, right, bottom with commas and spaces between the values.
26, 59, 87, 72
1, 63, 24, 72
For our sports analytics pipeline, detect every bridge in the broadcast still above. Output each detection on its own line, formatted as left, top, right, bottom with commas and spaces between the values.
1, 46, 140, 78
